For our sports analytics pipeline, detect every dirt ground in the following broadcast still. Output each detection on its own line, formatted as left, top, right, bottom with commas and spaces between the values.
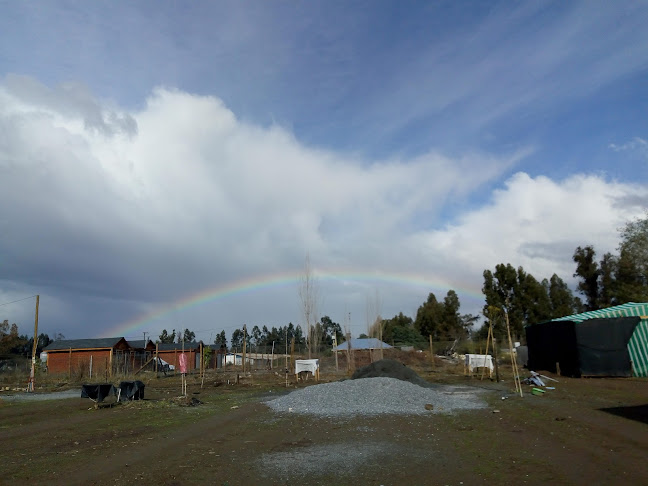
1, 357, 647, 486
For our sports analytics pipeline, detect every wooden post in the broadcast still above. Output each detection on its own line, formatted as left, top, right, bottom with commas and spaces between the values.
505, 310, 522, 396
69, 347, 72, 379
242, 325, 247, 373
109, 348, 113, 378
333, 334, 339, 372
105, 357, 108, 382
481, 324, 492, 381
27, 295, 39, 392
346, 332, 353, 373
379, 320, 384, 361
429, 334, 435, 369
290, 337, 295, 374
182, 336, 185, 397
199, 342, 203, 378
155, 342, 159, 377
174, 348, 177, 376
271, 341, 275, 369
492, 336, 500, 382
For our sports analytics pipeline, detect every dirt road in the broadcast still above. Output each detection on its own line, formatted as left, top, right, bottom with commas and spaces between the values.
1, 372, 647, 485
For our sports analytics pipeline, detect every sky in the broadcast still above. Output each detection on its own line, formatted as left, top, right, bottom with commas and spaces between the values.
1, 1, 648, 343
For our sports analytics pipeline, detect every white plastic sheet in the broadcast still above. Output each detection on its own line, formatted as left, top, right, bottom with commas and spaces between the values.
465, 354, 494, 373
295, 359, 319, 375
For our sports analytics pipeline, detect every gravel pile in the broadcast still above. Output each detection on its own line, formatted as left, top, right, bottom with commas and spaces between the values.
265, 376, 486, 417
351, 358, 434, 388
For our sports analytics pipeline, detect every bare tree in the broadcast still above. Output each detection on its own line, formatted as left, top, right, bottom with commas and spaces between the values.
299, 255, 320, 358
345, 311, 354, 372
366, 289, 384, 360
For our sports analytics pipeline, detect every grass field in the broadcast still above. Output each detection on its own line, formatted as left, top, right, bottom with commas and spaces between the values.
1, 354, 647, 485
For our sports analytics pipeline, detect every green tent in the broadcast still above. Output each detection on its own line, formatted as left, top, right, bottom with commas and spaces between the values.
553, 303, 648, 377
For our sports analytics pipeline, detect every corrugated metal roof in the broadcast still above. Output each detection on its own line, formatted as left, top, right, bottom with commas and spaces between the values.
551, 302, 648, 377
127, 340, 153, 349
43, 337, 126, 351
156, 342, 201, 351
334, 338, 393, 351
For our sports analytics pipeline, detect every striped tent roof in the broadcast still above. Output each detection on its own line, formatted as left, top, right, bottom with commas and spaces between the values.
552, 302, 648, 377
552, 302, 648, 323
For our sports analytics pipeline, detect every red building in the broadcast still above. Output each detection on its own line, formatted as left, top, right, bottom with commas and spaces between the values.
155, 342, 202, 372
43, 337, 131, 377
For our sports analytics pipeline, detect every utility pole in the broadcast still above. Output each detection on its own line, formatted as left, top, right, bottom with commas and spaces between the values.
27, 295, 39, 392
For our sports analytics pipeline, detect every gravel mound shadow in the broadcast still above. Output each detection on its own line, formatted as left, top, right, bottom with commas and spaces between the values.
351, 358, 435, 388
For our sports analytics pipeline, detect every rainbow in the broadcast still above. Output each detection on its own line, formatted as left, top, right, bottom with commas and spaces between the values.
105, 269, 485, 337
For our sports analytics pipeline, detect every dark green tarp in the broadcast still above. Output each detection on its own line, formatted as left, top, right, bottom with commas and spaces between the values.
575, 318, 639, 377
118, 380, 145, 401
526, 317, 639, 377
81, 383, 116, 402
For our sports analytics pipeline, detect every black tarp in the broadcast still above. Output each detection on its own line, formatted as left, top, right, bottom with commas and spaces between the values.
118, 380, 145, 401
526, 317, 640, 377
516, 345, 528, 368
81, 383, 116, 402
526, 320, 579, 376
575, 317, 639, 377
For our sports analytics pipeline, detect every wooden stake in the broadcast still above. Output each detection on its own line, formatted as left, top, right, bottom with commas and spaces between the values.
333, 334, 339, 372
481, 323, 492, 381
429, 335, 435, 369
505, 310, 523, 396
199, 342, 203, 378
27, 295, 39, 392
242, 325, 247, 373
492, 336, 500, 382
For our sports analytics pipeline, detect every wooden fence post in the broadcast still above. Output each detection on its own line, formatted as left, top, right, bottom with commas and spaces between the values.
429, 335, 435, 369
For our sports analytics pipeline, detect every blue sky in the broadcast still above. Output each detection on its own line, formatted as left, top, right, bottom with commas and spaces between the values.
1, 1, 647, 342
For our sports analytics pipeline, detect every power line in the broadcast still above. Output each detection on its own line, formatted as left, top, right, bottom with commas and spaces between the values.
0, 295, 39, 307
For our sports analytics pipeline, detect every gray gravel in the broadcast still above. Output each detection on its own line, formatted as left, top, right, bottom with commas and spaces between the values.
0, 389, 79, 402
258, 441, 410, 480
265, 376, 487, 417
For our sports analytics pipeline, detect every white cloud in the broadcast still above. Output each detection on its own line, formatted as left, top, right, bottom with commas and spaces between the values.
609, 137, 648, 159
2, 77, 647, 339
0, 78, 517, 335
412, 172, 648, 294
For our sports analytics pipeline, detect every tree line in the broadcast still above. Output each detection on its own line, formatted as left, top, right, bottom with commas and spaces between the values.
217, 317, 343, 354
369, 213, 648, 346
154, 213, 648, 352
157, 328, 196, 344
5, 215, 647, 356
0, 319, 59, 357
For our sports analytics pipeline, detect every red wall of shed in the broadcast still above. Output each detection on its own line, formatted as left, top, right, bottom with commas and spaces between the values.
47, 350, 112, 376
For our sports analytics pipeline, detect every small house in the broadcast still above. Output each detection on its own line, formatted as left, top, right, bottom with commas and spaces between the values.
43, 337, 130, 377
